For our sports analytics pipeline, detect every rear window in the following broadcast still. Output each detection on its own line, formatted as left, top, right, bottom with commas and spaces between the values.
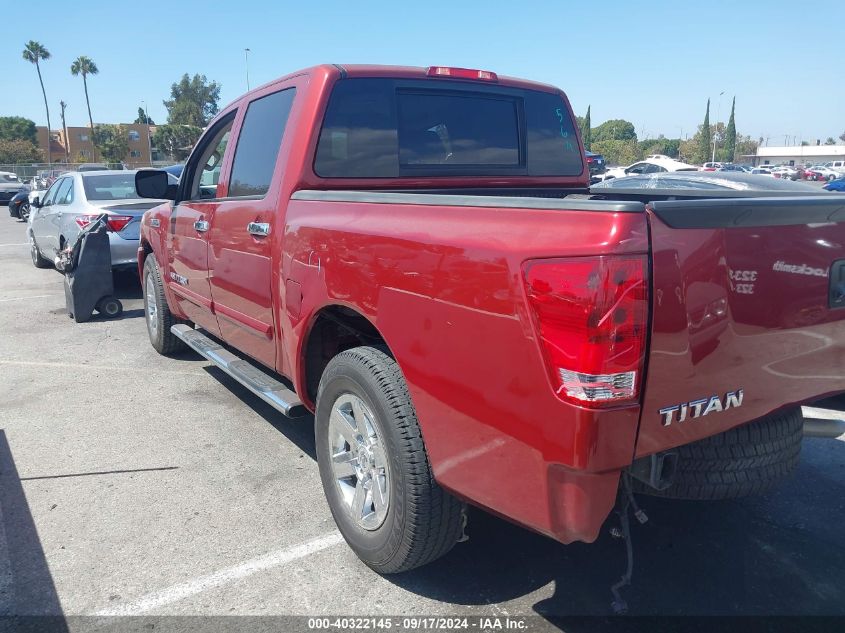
314, 78, 583, 178
82, 173, 138, 200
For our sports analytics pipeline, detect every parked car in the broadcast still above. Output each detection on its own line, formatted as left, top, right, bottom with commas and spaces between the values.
771, 166, 800, 180
591, 170, 825, 194
133, 64, 845, 582
600, 156, 699, 180
27, 170, 173, 270
585, 151, 606, 178
0, 172, 25, 207
823, 160, 845, 173
750, 167, 775, 176
701, 161, 723, 171
807, 166, 842, 182
823, 177, 845, 192
7, 187, 32, 220
163, 164, 184, 179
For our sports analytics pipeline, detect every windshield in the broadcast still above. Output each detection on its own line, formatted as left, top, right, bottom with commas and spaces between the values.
82, 173, 139, 200
314, 78, 583, 178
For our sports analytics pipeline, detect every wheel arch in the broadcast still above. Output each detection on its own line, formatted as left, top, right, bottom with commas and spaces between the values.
298, 303, 394, 409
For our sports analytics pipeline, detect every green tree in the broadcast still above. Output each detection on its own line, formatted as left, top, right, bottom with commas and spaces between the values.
724, 97, 736, 162
638, 136, 681, 159
581, 106, 592, 151
152, 124, 203, 161
824, 137, 836, 145
93, 124, 129, 163
590, 139, 639, 166
164, 74, 221, 127
71, 55, 99, 159
839, 131, 845, 143
134, 107, 155, 125
735, 134, 758, 161
0, 116, 38, 143
699, 99, 711, 164
22, 41, 52, 168
591, 119, 637, 143
0, 138, 42, 164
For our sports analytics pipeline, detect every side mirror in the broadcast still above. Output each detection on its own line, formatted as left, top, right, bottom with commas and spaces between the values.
135, 169, 177, 201
32, 196, 41, 208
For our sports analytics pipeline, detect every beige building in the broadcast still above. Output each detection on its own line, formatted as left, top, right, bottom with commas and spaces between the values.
36, 123, 153, 167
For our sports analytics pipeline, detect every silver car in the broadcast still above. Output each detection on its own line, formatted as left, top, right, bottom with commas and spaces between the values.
27, 170, 170, 271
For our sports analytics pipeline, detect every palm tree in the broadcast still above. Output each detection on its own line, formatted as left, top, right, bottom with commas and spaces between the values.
22, 41, 52, 169
71, 56, 99, 160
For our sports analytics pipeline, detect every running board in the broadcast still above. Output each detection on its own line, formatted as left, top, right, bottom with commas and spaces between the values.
171, 324, 307, 418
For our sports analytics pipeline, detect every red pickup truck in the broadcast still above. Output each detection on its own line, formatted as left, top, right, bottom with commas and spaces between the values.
135, 64, 845, 580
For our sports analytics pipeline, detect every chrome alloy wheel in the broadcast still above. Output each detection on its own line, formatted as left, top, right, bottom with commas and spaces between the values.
145, 274, 158, 336
328, 393, 390, 531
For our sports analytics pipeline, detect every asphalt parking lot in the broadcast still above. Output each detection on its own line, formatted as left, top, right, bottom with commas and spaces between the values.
1, 214, 844, 630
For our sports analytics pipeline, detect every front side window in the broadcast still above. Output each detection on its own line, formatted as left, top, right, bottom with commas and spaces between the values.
228, 88, 296, 198
314, 78, 582, 178
182, 114, 235, 201
40, 180, 62, 207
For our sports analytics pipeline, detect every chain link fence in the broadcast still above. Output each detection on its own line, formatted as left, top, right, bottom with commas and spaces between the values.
0, 161, 175, 183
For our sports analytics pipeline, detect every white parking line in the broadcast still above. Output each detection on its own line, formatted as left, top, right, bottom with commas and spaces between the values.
0, 295, 60, 303
95, 532, 344, 615
0, 243, 27, 247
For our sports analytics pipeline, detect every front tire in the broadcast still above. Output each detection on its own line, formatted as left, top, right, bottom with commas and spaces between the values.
143, 256, 187, 355
29, 233, 51, 269
315, 346, 465, 573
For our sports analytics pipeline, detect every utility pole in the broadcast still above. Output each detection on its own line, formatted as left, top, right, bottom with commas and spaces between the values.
244, 48, 251, 91
59, 101, 70, 163
142, 100, 153, 166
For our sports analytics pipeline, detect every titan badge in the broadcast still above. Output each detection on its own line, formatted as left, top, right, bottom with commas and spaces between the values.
659, 389, 744, 427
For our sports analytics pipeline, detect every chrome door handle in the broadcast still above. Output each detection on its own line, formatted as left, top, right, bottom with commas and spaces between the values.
247, 222, 270, 237
194, 220, 209, 232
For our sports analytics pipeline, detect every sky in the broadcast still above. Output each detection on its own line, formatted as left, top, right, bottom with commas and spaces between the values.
2, 0, 841, 146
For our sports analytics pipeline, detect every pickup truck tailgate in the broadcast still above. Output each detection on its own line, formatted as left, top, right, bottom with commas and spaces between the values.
637, 197, 845, 457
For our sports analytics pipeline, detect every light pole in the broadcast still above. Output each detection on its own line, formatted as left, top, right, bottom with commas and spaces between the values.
245, 48, 251, 91
711, 91, 724, 163
142, 100, 153, 166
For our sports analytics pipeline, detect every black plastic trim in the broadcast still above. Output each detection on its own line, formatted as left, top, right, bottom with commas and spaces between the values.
650, 196, 845, 229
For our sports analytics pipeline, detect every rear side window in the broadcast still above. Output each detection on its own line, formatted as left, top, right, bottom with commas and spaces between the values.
315, 78, 583, 178
228, 88, 296, 197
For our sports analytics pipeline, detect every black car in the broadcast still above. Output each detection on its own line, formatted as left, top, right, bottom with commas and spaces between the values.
8, 187, 32, 220
585, 150, 606, 179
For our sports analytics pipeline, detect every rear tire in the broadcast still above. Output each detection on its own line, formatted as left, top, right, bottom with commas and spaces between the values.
633, 407, 803, 500
315, 346, 465, 573
143, 256, 187, 355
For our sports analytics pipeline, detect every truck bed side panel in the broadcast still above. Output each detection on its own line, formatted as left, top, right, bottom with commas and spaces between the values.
283, 197, 648, 542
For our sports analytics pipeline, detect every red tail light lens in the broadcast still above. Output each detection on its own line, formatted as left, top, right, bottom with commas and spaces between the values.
523, 256, 648, 407
426, 66, 498, 81
75, 214, 99, 229
106, 215, 133, 232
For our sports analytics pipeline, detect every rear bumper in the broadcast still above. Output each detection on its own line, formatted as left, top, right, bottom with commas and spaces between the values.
108, 233, 140, 269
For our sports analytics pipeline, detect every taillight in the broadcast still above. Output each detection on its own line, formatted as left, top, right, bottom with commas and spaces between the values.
74, 214, 133, 232
523, 256, 648, 407
75, 214, 99, 229
426, 66, 498, 81
106, 215, 133, 232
